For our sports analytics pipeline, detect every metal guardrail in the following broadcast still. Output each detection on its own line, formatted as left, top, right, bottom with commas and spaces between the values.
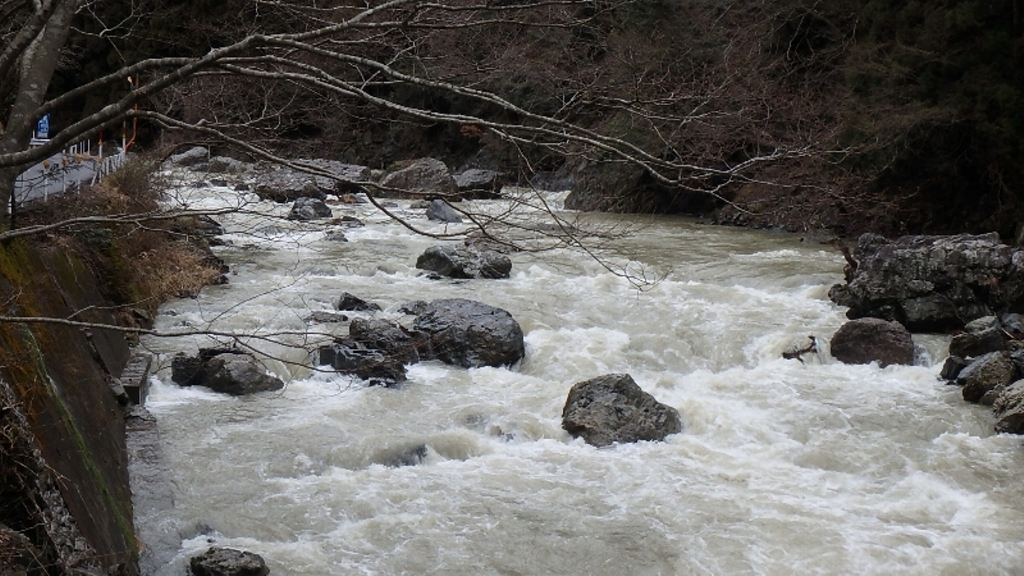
11, 140, 126, 210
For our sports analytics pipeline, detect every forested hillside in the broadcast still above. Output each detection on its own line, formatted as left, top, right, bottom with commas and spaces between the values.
29, 0, 1024, 238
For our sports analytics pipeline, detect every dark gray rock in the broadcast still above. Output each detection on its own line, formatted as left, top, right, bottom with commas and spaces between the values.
171, 353, 205, 387
171, 349, 284, 395
828, 233, 1024, 331
993, 380, 1024, 434
425, 199, 463, 223
561, 373, 683, 447
378, 158, 457, 199
454, 168, 505, 198
398, 300, 429, 316
254, 161, 371, 202
829, 318, 915, 367
956, 351, 1017, 404
413, 298, 524, 368
305, 311, 349, 324
324, 230, 348, 242
317, 339, 406, 387
939, 355, 969, 381
949, 316, 1006, 358
189, 546, 269, 576
349, 318, 421, 364
286, 197, 333, 221
1008, 343, 1024, 376
415, 245, 512, 279
336, 292, 382, 312
299, 159, 372, 195
201, 353, 285, 396
330, 215, 365, 228
379, 444, 428, 467
1001, 312, 1024, 338
253, 168, 326, 202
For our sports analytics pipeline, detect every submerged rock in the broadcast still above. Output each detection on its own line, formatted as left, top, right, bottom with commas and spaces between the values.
413, 298, 524, 368
189, 546, 269, 576
829, 318, 915, 367
336, 292, 382, 312
561, 373, 682, 447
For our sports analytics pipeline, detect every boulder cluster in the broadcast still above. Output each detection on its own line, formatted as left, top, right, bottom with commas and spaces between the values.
316, 297, 526, 386
938, 315, 1024, 433
171, 348, 284, 396
828, 232, 1024, 435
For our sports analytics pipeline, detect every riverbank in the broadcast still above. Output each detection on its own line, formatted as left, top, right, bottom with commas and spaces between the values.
0, 161, 224, 575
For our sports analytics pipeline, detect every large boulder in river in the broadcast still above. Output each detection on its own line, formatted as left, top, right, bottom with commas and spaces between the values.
561, 373, 682, 447
829, 233, 1024, 332
253, 160, 370, 202
201, 354, 285, 395
171, 349, 284, 395
413, 299, 524, 368
189, 546, 269, 576
453, 168, 505, 198
379, 158, 457, 199
416, 245, 511, 279
829, 318, 915, 367
253, 167, 327, 202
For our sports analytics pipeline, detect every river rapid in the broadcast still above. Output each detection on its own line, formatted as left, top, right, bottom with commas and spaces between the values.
134, 177, 1024, 575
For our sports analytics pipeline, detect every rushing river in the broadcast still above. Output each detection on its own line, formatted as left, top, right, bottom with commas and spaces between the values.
134, 177, 1024, 575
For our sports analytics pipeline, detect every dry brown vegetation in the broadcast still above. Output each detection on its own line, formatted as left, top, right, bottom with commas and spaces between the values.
14, 156, 223, 321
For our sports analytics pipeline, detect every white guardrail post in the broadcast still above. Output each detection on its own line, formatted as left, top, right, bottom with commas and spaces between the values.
12, 138, 126, 213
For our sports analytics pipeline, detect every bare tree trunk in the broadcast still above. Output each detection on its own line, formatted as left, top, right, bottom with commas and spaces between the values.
0, 0, 78, 214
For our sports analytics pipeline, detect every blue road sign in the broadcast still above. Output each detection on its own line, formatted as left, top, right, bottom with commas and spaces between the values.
36, 114, 49, 138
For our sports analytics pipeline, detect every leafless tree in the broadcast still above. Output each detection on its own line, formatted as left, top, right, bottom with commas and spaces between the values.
1, 0, 836, 223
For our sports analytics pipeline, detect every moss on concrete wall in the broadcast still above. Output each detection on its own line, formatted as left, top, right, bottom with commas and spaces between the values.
0, 238, 139, 575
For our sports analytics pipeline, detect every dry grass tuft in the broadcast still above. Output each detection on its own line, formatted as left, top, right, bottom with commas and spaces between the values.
133, 241, 224, 301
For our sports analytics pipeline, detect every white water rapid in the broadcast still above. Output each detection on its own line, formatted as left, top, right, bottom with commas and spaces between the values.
134, 177, 1024, 575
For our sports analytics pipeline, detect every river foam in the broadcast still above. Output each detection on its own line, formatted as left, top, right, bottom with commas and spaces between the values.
137, 179, 1024, 575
